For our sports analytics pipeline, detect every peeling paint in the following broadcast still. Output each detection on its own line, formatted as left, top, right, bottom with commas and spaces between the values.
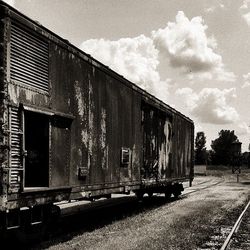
81, 130, 88, 147
100, 108, 107, 169
74, 81, 84, 119
142, 104, 178, 180
151, 134, 156, 150
8, 84, 18, 103
21, 89, 35, 102
100, 108, 106, 149
158, 119, 172, 178
132, 144, 140, 167
74, 80, 88, 147
88, 80, 94, 157
88, 75, 94, 172
8, 84, 50, 106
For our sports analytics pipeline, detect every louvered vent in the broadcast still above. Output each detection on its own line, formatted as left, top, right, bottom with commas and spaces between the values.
10, 23, 49, 92
10, 107, 22, 189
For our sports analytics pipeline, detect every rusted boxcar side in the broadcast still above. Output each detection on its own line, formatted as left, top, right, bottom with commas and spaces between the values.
0, 2, 194, 230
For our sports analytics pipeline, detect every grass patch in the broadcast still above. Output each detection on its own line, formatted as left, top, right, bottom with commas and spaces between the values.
132, 199, 248, 250
130, 201, 222, 250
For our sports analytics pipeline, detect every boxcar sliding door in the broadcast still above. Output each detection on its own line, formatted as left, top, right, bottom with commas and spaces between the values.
24, 110, 49, 187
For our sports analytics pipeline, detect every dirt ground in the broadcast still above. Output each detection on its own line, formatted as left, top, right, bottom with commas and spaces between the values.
34, 168, 250, 250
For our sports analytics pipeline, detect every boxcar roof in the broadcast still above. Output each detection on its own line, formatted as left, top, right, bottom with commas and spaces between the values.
0, 1, 193, 124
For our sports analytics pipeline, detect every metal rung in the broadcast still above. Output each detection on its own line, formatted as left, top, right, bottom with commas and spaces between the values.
7, 225, 20, 230
31, 221, 42, 226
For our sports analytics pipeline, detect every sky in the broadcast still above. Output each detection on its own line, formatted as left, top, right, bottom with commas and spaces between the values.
4, 0, 250, 151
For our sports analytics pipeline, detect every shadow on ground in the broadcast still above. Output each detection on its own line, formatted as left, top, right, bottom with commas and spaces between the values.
2, 195, 181, 249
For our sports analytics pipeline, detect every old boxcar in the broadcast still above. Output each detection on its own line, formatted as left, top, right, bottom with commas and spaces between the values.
0, 1, 194, 230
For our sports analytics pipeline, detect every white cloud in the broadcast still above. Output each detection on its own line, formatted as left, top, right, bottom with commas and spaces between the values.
236, 122, 250, 135
205, 7, 216, 13
152, 11, 236, 82
176, 87, 239, 124
80, 11, 235, 105
242, 72, 250, 88
214, 67, 236, 82
194, 121, 203, 134
240, 0, 250, 9
175, 87, 198, 110
80, 35, 169, 102
205, 3, 225, 13
240, 1, 250, 25
2, 0, 15, 6
243, 12, 250, 26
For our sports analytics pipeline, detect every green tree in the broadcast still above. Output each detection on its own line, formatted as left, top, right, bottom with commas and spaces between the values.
211, 130, 239, 165
195, 131, 206, 165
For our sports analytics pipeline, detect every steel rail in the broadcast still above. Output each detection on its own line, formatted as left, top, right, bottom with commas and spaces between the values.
220, 200, 250, 250
59, 179, 223, 217
182, 180, 223, 196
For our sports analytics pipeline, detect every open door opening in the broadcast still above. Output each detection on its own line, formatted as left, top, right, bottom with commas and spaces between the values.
24, 111, 49, 187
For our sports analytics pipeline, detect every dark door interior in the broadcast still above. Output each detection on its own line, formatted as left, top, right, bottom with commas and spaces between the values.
24, 111, 49, 187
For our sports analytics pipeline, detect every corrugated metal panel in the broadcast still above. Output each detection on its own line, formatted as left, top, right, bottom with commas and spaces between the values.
10, 107, 22, 189
10, 23, 49, 92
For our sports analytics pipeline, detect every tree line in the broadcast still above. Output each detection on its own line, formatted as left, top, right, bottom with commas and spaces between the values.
195, 130, 249, 166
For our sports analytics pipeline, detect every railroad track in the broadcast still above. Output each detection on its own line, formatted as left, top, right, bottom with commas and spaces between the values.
220, 200, 250, 250
182, 179, 223, 197
2, 178, 222, 248
59, 178, 222, 217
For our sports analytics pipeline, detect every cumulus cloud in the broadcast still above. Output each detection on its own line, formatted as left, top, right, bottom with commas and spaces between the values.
239, 1, 250, 25
236, 122, 250, 135
80, 11, 235, 104
242, 72, 250, 88
2, 0, 15, 6
242, 12, 250, 26
240, 0, 250, 9
205, 3, 225, 13
152, 12, 218, 72
205, 6, 216, 13
80, 35, 170, 102
194, 122, 203, 134
152, 11, 236, 82
176, 87, 239, 124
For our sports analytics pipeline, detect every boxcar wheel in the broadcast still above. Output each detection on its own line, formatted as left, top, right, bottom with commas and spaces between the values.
147, 191, 153, 198
164, 191, 172, 200
135, 191, 144, 200
173, 191, 181, 198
